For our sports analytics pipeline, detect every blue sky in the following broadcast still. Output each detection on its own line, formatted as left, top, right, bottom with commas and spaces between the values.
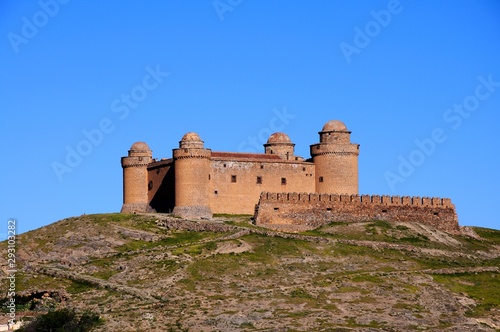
1, 1, 499, 237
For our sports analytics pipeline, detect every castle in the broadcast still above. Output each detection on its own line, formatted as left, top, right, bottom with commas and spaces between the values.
121, 120, 460, 233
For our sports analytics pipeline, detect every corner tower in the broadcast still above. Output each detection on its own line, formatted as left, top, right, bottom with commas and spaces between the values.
264, 132, 295, 160
310, 120, 359, 194
121, 142, 153, 213
172, 132, 212, 219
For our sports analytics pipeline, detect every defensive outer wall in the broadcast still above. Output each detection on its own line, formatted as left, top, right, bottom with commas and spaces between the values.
254, 192, 460, 234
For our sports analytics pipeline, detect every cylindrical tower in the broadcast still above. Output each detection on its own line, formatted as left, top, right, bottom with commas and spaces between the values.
310, 120, 359, 194
121, 142, 153, 213
172, 132, 212, 219
264, 132, 295, 160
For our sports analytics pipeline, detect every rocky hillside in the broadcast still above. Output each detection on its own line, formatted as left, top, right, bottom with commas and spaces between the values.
1, 214, 499, 331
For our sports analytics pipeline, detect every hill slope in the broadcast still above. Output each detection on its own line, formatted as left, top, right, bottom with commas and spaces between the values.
1, 214, 499, 331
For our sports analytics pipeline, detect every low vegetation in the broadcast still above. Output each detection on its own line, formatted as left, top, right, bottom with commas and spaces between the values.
0, 214, 498, 331
17, 308, 101, 332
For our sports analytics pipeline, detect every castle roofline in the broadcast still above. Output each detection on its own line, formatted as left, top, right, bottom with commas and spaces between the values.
211, 151, 312, 164
147, 158, 174, 169
211, 151, 282, 161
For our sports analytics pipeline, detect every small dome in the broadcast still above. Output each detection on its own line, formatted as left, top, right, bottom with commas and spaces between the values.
130, 142, 150, 151
322, 120, 348, 132
267, 132, 292, 144
181, 132, 202, 142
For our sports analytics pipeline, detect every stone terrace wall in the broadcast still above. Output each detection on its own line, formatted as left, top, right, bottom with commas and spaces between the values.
254, 192, 460, 234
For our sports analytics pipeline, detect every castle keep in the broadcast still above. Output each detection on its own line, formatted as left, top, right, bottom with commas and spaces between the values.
121, 120, 459, 233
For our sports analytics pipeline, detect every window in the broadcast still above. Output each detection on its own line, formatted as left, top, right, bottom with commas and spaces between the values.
231, 175, 237, 183
319, 176, 324, 183
223, 163, 227, 168
274, 207, 279, 211
260, 165, 264, 169
382, 209, 387, 213
208, 174, 211, 180
326, 208, 332, 212
302, 167, 306, 171
256, 176, 262, 184
148, 181, 153, 190
214, 190, 218, 194
281, 177, 286, 185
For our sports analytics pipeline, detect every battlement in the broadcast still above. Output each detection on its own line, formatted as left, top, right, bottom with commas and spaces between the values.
255, 192, 459, 234
173, 148, 212, 160
258, 192, 454, 209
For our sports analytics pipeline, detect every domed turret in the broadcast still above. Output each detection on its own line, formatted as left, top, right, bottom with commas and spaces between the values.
322, 120, 348, 132
121, 141, 153, 213
173, 132, 212, 219
319, 120, 351, 144
264, 132, 295, 160
128, 142, 153, 157
311, 120, 359, 194
179, 132, 204, 149
267, 132, 292, 144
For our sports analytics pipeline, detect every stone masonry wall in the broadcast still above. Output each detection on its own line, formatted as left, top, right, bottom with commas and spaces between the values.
254, 192, 460, 234
210, 160, 316, 215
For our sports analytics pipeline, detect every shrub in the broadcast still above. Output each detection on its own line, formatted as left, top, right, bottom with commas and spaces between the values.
18, 308, 101, 332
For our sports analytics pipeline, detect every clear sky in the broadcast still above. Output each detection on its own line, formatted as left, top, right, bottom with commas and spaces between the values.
1, 1, 499, 237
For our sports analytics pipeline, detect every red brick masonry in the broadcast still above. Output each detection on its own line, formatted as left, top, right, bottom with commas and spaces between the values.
254, 192, 460, 234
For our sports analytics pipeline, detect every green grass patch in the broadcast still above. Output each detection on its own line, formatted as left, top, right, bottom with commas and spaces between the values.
188, 255, 243, 281
178, 278, 196, 291
432, 272, 500, 317
88, 213, 138, 224
392, 302, 425, 312
86, 256, 118, 280
371, 220, 394, 230
290, 288, 314, 299
473, 227, 500, 244
172, 244, 204, 256
92, 270, 116, 280
239, 322, 255, 328
116, 230, 218, 252
11, 273, 70, 293
351, 274, 383, 284
67, 280, 96, 294
241, 234, 306, 260
399, 234, 429, 243
153, 259, 180, 271
285, 310, 312, 318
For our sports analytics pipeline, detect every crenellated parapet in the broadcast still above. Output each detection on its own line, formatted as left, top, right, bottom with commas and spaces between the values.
255, 192, 459, 234
173, 150, 212, 160
309, 144, 359, 157
257, 192, 455, 208
121, 157, 150, 168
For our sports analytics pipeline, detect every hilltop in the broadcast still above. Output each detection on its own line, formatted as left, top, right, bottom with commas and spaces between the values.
1, 214, 499, 331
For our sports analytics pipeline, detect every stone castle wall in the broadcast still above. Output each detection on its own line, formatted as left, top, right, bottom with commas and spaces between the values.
147, 159, 175, 213
254, 192, 460, 234
209, 158, 316, 214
